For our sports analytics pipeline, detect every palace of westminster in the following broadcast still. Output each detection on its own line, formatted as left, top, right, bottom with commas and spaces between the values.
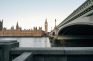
0, 19, 48, 36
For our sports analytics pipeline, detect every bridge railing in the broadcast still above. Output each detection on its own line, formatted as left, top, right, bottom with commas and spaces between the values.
57, 0, 93, 28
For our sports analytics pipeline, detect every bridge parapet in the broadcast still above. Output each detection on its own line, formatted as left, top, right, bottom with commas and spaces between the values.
58, 0, 93, 28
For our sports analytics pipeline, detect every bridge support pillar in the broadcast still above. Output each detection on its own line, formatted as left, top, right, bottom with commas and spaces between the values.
49, 36, 64, 47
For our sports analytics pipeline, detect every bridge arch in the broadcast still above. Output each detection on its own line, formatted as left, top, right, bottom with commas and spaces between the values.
58, 23, 93, 36
57, 23, 93, 47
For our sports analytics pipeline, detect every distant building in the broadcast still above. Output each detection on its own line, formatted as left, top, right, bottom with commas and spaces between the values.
0, 20, 3, 30
55, 19, 56, 28
45, 19, 48, 33
0, 20, 46, 37
11, 26, 14, 30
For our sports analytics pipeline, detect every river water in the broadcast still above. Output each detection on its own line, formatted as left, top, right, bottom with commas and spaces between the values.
0, 37, 51, 47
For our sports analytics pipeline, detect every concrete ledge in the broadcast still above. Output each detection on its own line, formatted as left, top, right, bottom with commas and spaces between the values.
12, 52, 32, 61
0, 40, 17, 43
11, 47, 93, 61
11, 47, 65, 55
0, 40, 17, 44
11, 47, 93, 55
0, 40, 19, 61
64, 47, 93, 55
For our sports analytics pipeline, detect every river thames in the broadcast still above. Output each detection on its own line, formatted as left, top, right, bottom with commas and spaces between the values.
0, 37, 51, 47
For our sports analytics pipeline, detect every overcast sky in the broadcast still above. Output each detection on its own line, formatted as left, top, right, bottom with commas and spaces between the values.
0, 0, 86, 31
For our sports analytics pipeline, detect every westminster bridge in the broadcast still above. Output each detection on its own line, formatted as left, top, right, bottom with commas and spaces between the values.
50, 0, 93, 47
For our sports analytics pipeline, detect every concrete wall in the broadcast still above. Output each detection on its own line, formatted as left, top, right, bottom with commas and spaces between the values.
0, 40, 19, 61
11, 47, 93, 61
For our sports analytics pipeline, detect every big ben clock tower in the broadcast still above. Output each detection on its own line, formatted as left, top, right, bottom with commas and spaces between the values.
45, 19, 48, 33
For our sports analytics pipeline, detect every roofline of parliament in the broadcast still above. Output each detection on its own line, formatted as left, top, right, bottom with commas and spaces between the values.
0, 19, 48, 37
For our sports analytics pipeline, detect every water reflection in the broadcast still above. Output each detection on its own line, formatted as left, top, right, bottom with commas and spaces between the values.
0, 37, 51, 47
